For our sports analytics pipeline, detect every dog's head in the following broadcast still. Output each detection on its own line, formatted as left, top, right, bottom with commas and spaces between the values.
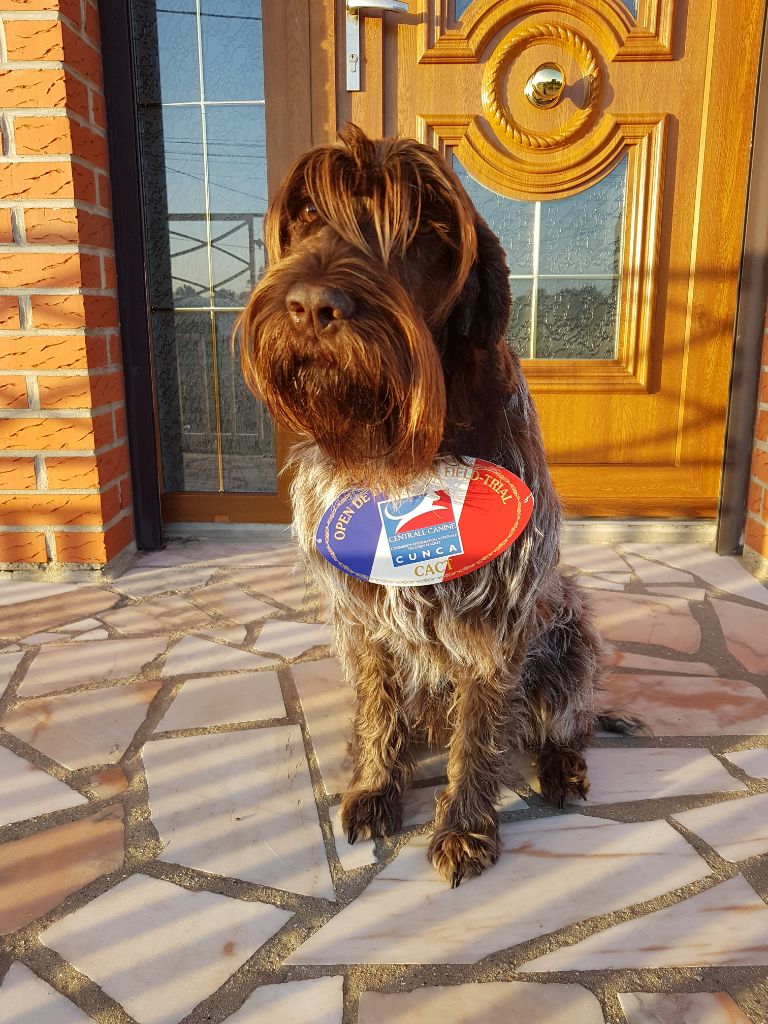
239, 124, 513, 486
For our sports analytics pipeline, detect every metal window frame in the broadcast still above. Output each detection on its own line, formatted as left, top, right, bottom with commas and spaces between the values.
98, 0, 163, 550
716, 1, 768, 554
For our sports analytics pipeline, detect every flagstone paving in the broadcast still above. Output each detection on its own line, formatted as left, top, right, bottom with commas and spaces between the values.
0, 539, 767, 1022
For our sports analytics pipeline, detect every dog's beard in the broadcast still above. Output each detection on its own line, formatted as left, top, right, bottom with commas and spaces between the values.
241, 274, 447, 488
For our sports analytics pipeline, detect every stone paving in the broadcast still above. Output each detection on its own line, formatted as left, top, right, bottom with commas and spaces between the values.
0, 537, 767, 1023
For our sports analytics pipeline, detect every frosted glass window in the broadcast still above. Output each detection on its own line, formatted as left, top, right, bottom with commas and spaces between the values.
453, 156, 628, 359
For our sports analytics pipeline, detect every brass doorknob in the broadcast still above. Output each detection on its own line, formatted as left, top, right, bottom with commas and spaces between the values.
524, 63, 566, 109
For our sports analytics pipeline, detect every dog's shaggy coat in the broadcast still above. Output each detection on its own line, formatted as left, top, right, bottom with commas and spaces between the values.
240, 125, 609, 886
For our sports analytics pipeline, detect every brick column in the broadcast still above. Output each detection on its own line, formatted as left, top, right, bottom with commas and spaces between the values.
744, 319, 768, 575
0, 0, 134, 567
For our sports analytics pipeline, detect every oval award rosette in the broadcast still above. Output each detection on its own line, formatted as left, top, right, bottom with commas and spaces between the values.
315, 458, 534, 587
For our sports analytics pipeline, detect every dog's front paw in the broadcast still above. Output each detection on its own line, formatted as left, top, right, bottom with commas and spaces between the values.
538, 746, 590, 809
427, 824, 501, 888
340, 787, 402, 844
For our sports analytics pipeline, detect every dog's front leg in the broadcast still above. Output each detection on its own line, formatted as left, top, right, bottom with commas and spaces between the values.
340, 643, 414, 844
428, 671, 509, 887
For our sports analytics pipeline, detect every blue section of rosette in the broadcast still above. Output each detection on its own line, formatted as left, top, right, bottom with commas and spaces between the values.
315, 488, 382, 580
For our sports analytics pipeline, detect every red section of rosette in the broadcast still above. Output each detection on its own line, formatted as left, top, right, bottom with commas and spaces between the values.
443, 459, 534, 581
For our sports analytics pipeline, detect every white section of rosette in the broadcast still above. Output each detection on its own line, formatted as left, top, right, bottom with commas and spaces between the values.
368, 458, 477, 587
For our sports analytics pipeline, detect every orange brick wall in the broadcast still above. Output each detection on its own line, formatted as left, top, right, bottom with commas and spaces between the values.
0, 0, 134, 567
744, 319, 768, 566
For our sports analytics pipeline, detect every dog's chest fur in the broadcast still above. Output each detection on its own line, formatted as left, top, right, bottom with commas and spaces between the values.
291, 444, 548, 710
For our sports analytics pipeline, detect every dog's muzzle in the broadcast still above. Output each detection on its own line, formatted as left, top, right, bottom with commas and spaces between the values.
285, 283, 356, 337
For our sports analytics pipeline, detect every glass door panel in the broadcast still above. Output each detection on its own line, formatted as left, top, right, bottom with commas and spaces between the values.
452, 155, 628, 360
132, 0, 274, 497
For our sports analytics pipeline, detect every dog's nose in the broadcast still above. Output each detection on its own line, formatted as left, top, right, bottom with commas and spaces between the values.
286, 284, 355, 333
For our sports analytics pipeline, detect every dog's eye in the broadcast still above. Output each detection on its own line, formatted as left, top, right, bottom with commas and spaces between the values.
297, 200, 319, 224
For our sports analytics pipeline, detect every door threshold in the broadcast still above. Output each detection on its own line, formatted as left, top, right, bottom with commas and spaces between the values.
561, 519, 717, 544
162, 518, 717, 545
162, 522, 294, 542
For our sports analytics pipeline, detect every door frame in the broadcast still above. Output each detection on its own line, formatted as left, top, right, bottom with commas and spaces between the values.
100, 0, 337, 539
104, 0, 768, 546
716, 0, 768, 554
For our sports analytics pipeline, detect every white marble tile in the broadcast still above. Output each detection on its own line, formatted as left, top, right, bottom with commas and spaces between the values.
288, 815, 709, 964
0, 746, 86, 826
111, 565, 216, 598
590, 592, 701, 653
226, 977, 344, 1024
0, 962, 94, 1024
519, 876, 768, 971
710, 599, 768, 674
226, 566, 310, 610
41, 874, 292, 1024
157, 671, 285, 731
100, 595, 212, 635
622, 544, 768, 608
560, 546, 631, 573
22, 632, 69, 645
144, 726, 334, 898
358, 982, 604, 1023
402, 785, 527, 828
134, 538, 295, 568
254, 620, 331, 661
0, 582, 78, 608
402, 785, 442, 827
291, 659, 353, 796
618, 992, 752, 1024
602, 673, 768, 736
0, 649, 23, 694
412, 742, 449, 782
622, 553, 695, 585
162, 636, 277, 676
18, 637, 167, 697
75, 628, 108, 641
673, 792, 768, 862
578, 748, 744, 804
190, 582, 276, 624
576, 575, 624, 591
0, 588, 119, 639
59, 617, 107, 632
610, 651, 716, 675
3, 681, 161, 770
647, 586, 708, 602
195, 624, 248, 645
722, 747, 768, 779
1, 805, 124, 934
331, 804, 377, 870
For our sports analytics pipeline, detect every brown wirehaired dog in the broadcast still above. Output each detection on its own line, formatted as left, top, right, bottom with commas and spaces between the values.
240, 125, 613, 887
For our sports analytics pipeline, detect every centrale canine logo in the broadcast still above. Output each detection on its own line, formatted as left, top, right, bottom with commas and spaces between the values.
378, 489, 463, 567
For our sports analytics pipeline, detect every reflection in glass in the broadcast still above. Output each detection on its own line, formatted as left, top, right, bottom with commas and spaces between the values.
155, 0, 200, 104
217, 314, 277, 492
205, 104, 268, 302
452, 154, 627, 359
133, 1, 273, 495
201, 0, 264, 102
152, 311, 218, 492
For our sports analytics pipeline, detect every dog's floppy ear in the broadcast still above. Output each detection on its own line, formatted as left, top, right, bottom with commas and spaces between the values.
445, 214, 511, 350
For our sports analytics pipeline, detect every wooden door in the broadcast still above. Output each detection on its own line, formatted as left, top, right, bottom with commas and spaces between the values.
335, 0, 764, 517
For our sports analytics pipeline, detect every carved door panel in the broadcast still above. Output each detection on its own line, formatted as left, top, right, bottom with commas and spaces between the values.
339, 0, 764, 516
